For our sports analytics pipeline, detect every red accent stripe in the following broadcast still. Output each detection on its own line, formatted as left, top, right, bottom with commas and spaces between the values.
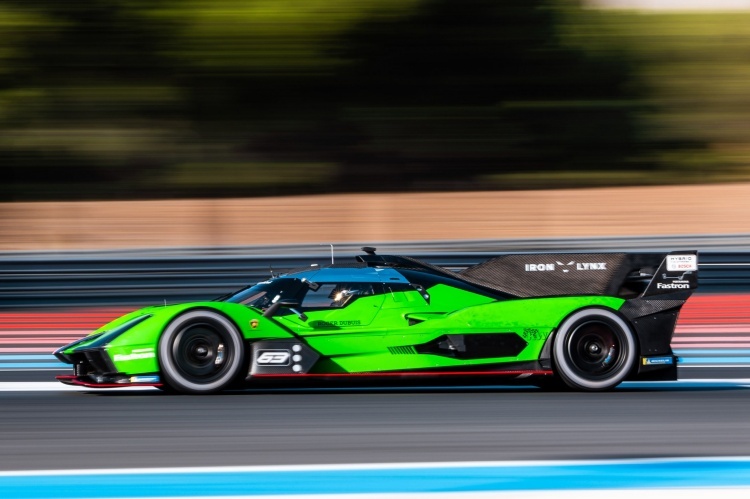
253, 370, 553, 378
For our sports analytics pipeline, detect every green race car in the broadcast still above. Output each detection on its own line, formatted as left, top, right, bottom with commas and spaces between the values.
54, 248, 698, 392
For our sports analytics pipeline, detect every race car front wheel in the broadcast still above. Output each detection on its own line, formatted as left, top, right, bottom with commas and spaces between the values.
553, 308, 636, 391
158, 310, 245, 394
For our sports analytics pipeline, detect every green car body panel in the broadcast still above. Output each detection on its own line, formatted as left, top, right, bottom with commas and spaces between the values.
54, 249, 698, 392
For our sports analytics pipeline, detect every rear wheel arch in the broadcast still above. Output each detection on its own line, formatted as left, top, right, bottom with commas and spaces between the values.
551, 306, 638, 391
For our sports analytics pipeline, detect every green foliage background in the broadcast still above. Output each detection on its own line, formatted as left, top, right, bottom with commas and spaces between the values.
2, 0, 749, 200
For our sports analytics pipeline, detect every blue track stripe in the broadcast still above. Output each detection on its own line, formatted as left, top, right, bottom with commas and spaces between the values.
2, 458, 750, 498
620, 380, 750, 389
678, 357, 750, 364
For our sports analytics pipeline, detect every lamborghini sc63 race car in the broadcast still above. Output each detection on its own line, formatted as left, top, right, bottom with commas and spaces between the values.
54, 248, 698, 392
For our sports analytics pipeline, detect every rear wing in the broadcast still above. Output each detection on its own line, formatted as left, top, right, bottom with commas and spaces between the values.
458, 251, 698, 299
358, 250, 698, 299
641, 253, 698, 297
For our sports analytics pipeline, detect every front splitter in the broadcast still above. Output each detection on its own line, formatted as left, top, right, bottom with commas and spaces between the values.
56, 375, 163, 389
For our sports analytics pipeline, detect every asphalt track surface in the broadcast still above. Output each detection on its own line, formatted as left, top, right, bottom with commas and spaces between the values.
2, 373, 750, 472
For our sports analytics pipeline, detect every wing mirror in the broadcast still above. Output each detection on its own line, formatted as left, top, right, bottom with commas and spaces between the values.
262, 299, 308, 321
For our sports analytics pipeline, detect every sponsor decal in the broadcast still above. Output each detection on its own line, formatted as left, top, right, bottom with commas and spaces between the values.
667, 254, 698, 272
642, 356, 674, 366
129, 375, 160, 383
524, 261, 607, 273
656, 281, 691, 290
522, 328, 545, 341
256, 350, 291, 365
250, 319, 259, 329
311, 320, 362, 328
525, 263, 555, 272
113, 348, 156, 362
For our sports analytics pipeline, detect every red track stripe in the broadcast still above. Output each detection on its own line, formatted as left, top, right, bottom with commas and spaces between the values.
0, 339, 81, 344
673, 344, 750, 348
0, 331, 89, 336
0, 345, 61, 355
676, 326, 750, 334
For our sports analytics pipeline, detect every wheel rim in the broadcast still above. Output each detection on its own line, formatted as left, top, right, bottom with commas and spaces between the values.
565, 320, 625, 379
172, 323, 233, 383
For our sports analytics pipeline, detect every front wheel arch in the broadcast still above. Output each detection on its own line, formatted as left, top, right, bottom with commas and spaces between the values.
158, 308, 246, 394
552, 307, 637, 391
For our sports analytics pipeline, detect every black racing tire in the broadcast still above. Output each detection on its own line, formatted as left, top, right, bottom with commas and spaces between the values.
158, 310, 245, 394
553, 308, 637, 391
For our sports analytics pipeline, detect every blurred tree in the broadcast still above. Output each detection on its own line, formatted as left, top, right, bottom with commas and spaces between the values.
0, 0, 415, 199
1, 0, 719, 200
1, 0, 182, 197
324, 0, 653, 190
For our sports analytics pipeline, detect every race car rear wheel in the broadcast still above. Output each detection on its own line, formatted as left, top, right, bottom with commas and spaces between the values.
553, 308, 636, 391
158, 310, 245, 394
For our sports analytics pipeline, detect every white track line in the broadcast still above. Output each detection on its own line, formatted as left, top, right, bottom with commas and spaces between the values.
3, 455, 750, 476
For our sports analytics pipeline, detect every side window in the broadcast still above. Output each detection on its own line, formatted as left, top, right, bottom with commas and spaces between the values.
301, 283, 338, 308
301, 282, 376, 309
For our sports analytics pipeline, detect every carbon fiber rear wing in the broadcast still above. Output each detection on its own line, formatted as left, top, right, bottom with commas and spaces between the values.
641, 252, 698, 297
358, 249, 698, 299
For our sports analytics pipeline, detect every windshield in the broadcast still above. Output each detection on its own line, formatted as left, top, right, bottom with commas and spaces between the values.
222, 278, 307, 309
